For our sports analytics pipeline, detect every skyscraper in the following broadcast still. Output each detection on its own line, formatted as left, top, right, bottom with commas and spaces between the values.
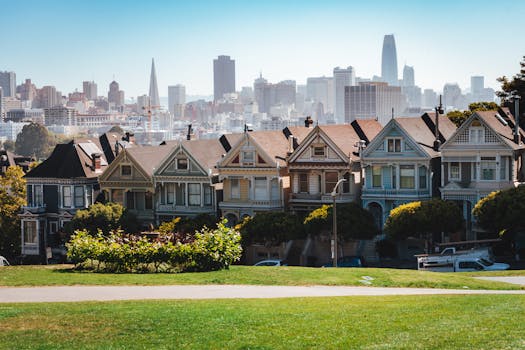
333, 66, 355, 123
0, 71, 16, 97
168, 84, 186, 116
149, 58, 160, 107
108, 81, 123, 108
470, 76, 484, 95
381, 34, 398, 86
213, 55, 235, 101
83, 81, 98, 100
402, 65, 414, 87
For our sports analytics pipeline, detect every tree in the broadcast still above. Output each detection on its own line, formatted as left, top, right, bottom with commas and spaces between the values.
497, 56, 525, 125
473, 186, 525, 239
0, 166, 26, 259
1, 140, 15, 152
64, 202, 140, 236
447, 102, 500, 127
239, 211, 305, 257
15, 122, 55, 159
385, 199, 463, 250
108, 125, 124, 134
304, 202, 378, 241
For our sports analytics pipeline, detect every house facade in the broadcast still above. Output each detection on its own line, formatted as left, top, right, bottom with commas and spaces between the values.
440, 109, 525, 240
20, 139, 110, 261
361, 114, 456, 230
287, 120, 382, 214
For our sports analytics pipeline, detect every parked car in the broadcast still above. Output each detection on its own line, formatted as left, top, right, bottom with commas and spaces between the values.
322, 256, 366, 268
254, 259, 287, 266
0, 256, 10, 266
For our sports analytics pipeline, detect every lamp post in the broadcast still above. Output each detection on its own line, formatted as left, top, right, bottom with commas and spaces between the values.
331, 178, 346, 267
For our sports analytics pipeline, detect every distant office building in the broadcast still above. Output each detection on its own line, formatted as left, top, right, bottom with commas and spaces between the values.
381, 34, 398, 86
239, 86, 254, 105
2, 97, 22, 113
0, 71, 16, 97
35, 86, 60, 109
18, 79, 38, 102
306, 76, 334, 115
137, 95, 149, 113
83, 81, 98, 100
108, 81, 123, 108
149, 58, 160, 107
44, 106, 77, 126
213, 55, 235, 101
400, 65, 420, 108
468, 76, 495, 103
0, 120, 30, 141
471, 76, 484, 95
402, 65, 415, 87
6, 108, 45, 124
423, 89, 438, 108
0, 87, 3, 120
253, 76, 296, 114
333, 66, 355, 123
168, 84, 185, 116
443, 83, 466, 110
345, 82, 406, 125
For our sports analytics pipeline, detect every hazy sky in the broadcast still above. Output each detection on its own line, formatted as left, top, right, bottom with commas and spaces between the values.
1, 0, 523, 98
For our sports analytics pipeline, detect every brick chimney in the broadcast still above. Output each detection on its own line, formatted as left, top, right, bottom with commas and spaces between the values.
91, 153, 102, 172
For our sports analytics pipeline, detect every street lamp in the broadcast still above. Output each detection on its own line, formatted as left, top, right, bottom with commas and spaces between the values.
331, 178, 346, 267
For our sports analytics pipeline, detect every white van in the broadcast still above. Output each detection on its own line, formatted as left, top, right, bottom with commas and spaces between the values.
0, 256, 10, 266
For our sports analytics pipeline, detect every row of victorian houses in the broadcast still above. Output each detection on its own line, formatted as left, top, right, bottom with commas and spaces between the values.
18, 108, 525, 264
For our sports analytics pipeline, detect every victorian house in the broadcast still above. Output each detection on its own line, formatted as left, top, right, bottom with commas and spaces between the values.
439, 108, 525, 240
20, 138, 111, 262
360, 113, 457, 230
217, 127, 310, 225
287, 120, 382, 214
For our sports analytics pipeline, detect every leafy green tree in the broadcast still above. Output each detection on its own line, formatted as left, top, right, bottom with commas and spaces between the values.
385, 199, 463, 250
304, 203, 378, 241
1, 140, 15, 152
65, 202, 140, 236
108, 125, 124, 134
15, 122, 55, 159
239, 211, 305, 256
497, 56, 525, 124
447, 102, 500, 127
0, 166, 26, 259
473, 186, 525, 239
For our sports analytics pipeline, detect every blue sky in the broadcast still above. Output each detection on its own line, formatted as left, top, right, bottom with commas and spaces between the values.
1, 0, 523, 98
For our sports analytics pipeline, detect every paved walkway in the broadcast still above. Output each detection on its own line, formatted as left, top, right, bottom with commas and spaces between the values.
475, 276, 525, 286
0, 285, 524, 303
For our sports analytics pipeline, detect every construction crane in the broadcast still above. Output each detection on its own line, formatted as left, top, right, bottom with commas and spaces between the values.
142, 98, 161, 145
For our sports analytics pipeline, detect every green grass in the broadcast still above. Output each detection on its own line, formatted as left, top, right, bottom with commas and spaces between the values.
465, 269, 525, 277
0, 265, 522, 290
0, 295, 524, 349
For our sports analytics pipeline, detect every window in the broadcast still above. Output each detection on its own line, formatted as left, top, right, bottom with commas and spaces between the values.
449, 162, 460, 181
343, 172, 351, 193
86, 185, 93, 206
500, 157, 508, 180
299, 173, 308, 193
62, 186, 72, 207
387, 138, 401, 152
176, 184, 185, 205
325, 172, 338, 193
204, 185, 212, 205
177, 158, 188, 170
242, 151, 255, 165
469, 127, 484, 143
481, 157, 496, 180
270, 178, 279, 200
391, 166, 397, 189
74, 186, 84, 207
188, 184, 201, 206
372, 166, 382, 188
230, 178, 240, 199
112, 189, 124, 204
23, 221, 38, 244
166, 184, 175, 204
400, 165, 415, 189
313, 146, 325, 157
121, 165, 132, 176
419, 166, 427, 189
145, 192, 153, 210
254, 177, 268, 200
126, 191, 135, 209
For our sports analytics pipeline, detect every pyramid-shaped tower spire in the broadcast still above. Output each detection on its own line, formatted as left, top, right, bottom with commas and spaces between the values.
149, 58, 160, 106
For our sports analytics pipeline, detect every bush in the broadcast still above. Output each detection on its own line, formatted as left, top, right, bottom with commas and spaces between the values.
66, 220, 242, 273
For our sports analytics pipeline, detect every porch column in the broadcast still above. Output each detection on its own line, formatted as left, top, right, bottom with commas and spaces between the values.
200, 183, 204, 207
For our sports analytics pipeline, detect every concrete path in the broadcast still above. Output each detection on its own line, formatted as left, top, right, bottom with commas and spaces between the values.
0, 285, 524, 303
475, 276, 525, 286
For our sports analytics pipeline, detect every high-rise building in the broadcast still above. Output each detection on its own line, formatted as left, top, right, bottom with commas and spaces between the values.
443, 83, 466, 110
381, 34, 398, 86
149, 58, 160, 107
213, 55, 235, 101
0, 71, 16, 97
18, 79, 38, 103
423, 89, 438, 108
306, 76, 334, 115
253, 76, 296, 115
83, 81, 98, 100
471, 76, 484, 95
345, 82, 406, 125
333, 66, 355, 123
44, 106, 77, 126
108, 81, 123, 108
168, 84, 186, 117
36, 86, 59, 108
402, 65, 414, 87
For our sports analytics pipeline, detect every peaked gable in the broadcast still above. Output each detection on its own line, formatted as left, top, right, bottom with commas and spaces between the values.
99, 149, 150, 183
289, 126, 349, 163
156, 143, 208, 177
218, 132, 278, 168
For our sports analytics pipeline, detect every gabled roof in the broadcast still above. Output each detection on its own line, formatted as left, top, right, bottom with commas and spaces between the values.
25, 138, 109, 179
124, 144, 176, 177
396, 115, 456, 157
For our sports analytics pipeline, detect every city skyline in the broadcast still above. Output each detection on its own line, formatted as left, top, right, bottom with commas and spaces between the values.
1, 0, 523, 98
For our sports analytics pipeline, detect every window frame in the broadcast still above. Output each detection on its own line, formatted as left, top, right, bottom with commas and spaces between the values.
299, 173, 309, 193
449, 162, 461, 181
387, 138, 402, 153
400, 165, 415, 189
121, 164, 132, 177
62, 186, 72, 208
188, 183, 201, 206
230, 178, 240, 199
372, 166, 382, 188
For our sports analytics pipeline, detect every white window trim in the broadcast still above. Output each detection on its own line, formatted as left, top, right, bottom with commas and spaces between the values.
386, 138, 402, 153
449, 162, 461, 181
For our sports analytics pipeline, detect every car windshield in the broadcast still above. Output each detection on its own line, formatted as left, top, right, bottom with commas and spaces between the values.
479, 258, 494, 266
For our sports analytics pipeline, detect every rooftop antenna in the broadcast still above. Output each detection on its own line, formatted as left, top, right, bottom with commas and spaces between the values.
434, 95, 444, 151
391, 107, 394, 119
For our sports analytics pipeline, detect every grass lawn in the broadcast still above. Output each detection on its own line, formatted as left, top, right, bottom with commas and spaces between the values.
465, 269, 525, 277
0, 265, 522, 290
0, 295, 524, 349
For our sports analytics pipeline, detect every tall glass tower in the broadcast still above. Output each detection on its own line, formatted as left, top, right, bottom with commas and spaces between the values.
381, 34, 398, 86
149, 58, 160, 107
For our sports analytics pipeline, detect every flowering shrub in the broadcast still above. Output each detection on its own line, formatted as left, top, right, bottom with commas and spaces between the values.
66, 220, 242, 273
